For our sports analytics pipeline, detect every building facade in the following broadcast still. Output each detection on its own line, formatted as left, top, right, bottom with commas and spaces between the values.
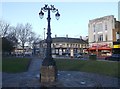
88, 15, 120, 57
39, 37, 88, 58
13, 46, 33, 56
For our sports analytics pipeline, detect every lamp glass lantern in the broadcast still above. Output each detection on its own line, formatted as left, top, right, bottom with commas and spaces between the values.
39, 10, 44, 19
55, 11, 60, 20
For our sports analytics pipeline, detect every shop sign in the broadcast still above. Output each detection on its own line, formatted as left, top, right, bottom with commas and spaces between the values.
113, 45, 120, 48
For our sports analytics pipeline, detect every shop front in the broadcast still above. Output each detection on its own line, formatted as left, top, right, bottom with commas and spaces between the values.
112, 41, 120, 54
88, 43, 112, 57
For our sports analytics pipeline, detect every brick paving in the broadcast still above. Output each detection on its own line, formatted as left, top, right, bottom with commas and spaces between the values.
2, 57, 120, 88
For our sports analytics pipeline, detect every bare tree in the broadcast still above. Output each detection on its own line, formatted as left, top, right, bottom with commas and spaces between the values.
28, 31, 42, 48
34, 35, 42, 43
0, 20, 43, 56
28, 31, 36, 48
0, 20, 10, 37
7, 26, 18, 48
16, 23, 32, 53
9, 26, 19, 39
0, 20, 18, 53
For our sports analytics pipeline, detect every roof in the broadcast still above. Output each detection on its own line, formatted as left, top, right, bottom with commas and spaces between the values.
52, 37, 88, 44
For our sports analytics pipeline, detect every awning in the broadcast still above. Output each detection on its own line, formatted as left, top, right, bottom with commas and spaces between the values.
87, 47, 112, 51
98, 47, 112, 50
87, 47, 96, 51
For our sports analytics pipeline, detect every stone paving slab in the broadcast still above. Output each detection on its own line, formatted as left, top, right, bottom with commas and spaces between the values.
2, 71, 119, 88
58, 71, 119, 87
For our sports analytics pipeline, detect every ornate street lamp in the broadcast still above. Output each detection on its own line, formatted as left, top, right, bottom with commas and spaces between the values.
39, 4, 60, 83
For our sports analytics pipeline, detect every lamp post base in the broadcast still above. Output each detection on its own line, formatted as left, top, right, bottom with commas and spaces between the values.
40, 65, 57, 83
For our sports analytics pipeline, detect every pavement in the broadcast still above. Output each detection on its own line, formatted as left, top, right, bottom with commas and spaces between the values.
2, 57, 120, 88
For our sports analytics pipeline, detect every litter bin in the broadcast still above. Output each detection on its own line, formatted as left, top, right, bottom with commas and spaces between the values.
89, 54, 97, 60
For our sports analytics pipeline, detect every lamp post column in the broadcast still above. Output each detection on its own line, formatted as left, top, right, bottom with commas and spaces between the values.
42, 8, 55, 66
39, 5, 60, 84
46, 9, 52, 62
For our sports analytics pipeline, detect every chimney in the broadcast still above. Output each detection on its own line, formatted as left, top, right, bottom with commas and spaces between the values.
66, 34, 68, 38
55, 34, 57, 38
80, 36, 82, 39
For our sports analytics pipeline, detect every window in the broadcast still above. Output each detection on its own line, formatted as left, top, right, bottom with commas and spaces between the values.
52, 44, 55, 47
94, 35, 95, 42
105, 34, 108, 41
67, 44, 69, 47
73, 44, 75, 47
105, 24, 107, 30
62, 44, 65, 47
96, 23, 103, 32
116, 32, 120, 41
93, 24, 95, 32
56, 43, 58, 45
98, 34, 103, 42
56, 49, 58, 53
63, 49, 65, 53
76, 44, 77, 48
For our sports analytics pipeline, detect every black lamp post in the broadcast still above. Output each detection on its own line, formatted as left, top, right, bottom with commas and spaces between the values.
39, 4, 60, 83
39, 4, 60, 66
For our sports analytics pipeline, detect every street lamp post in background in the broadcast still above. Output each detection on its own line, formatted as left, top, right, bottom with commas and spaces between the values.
44, 28, 45, 40
43, 28, 46, 58
39, 4, 60, 83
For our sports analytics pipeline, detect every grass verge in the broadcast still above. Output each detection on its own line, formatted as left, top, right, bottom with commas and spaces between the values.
55, 58, 120, 78
2, 57, 31, 73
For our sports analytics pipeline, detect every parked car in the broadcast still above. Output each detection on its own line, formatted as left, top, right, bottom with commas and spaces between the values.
74, 53, 83, 58
105, 54, 120, 61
